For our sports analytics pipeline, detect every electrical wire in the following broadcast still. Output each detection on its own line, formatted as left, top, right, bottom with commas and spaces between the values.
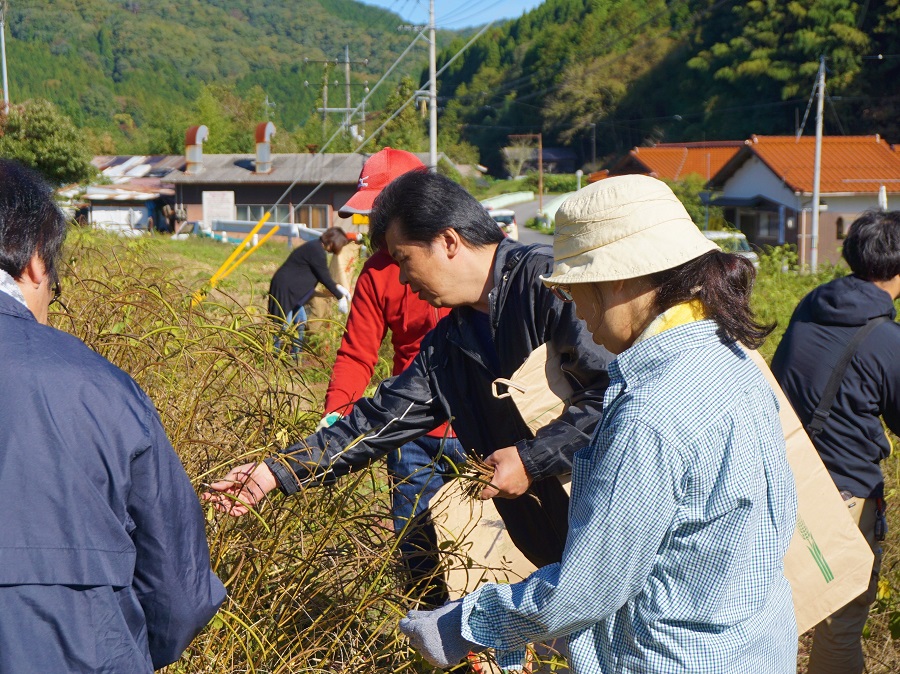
281, 19, 498, 220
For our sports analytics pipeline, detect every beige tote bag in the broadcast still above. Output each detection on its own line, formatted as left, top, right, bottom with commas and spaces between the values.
742, 347, 874, 633
491, 341, 575, 435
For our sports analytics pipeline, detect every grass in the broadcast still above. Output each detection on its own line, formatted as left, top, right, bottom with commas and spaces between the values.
51, 231, 900, 672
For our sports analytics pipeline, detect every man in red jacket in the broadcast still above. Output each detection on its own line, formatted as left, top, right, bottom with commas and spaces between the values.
326, 148, 465, 607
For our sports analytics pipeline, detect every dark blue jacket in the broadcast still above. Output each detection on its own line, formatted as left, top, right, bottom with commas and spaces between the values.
0, 291, 225, 672
771, 274, 900, 498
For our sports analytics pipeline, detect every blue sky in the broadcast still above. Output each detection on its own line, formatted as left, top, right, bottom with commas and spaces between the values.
360, 0, 544, 29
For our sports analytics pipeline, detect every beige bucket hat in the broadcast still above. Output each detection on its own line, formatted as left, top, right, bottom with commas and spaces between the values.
542, 174, 718, 286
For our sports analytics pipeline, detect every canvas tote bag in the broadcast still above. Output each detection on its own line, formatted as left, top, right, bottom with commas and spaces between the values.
742, 347, 874, 633
490, 341, 575, 435
433, 342, 574, 599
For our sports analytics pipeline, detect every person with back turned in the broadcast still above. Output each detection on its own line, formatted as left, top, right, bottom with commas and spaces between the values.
0, 158, 225, 673
772, 210, 900, 674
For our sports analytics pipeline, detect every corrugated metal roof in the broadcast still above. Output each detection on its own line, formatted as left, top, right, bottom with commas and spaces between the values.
713, 135, 900, 194
166, 152, 440, 185
91, 155, 186, 177
614, 142, 743, 181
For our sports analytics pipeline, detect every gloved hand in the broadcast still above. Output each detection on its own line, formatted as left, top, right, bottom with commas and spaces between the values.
335, 284, 351, 298
399, 600, 481, 669
337, 296, 349, 314
316, 412, 342, 432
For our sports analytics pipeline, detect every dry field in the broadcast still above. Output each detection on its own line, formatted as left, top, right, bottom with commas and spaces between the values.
51, 230, 900, 673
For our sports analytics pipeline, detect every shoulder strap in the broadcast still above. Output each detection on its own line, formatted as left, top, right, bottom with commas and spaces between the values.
807, 316, 891, 437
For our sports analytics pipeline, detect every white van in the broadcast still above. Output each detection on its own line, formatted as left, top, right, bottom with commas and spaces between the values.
703, 230, 759, 267
488, 209, 519, 241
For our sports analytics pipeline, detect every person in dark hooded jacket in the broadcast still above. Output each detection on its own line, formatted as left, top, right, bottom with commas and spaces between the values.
772, 210, 900, 674
0, 159, 225, 673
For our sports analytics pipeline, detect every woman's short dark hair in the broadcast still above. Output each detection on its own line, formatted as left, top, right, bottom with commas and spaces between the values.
0, 159, 68, 282
650, 251, 774, 350
320, 226, 349, 254
842, 210, 900, 281
369, 168, 504, 250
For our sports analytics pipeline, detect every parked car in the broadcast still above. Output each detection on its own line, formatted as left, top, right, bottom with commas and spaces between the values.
488, 208, 519, 240
703, 230, 759, 267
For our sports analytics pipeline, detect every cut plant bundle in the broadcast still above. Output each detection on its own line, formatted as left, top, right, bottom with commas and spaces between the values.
457, 450, 496, 501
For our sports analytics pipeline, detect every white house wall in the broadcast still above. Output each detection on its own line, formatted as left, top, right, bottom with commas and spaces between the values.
721, 156, 796, 205
90, 206, 149, 227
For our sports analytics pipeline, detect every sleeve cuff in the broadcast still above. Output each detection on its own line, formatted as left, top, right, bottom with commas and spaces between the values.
264, 456, 300, 496
497, 650, 528, 671
515, 439, 543, 482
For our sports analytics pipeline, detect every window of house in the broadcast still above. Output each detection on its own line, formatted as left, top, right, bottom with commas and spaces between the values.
758, 212, 778, 238
836, 217, 846, 240
235, 204, 329, 227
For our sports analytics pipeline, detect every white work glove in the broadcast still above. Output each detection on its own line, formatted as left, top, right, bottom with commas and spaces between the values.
335, 284, 351, 298
316, 412, 342, 432
337, 296, 349, 314
399, 600, 482, 669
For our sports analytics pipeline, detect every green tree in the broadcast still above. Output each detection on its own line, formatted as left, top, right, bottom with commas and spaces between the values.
663, 174, 724, 229
192, 84, 267, 154
0, 99, 95, 185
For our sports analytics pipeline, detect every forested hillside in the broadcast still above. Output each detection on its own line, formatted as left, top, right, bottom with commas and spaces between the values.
436, 0, 900, 173
2, 0, 454, 153
4, 0, 899, 171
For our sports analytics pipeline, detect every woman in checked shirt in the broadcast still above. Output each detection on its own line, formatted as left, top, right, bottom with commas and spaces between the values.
400, 174, 798, 674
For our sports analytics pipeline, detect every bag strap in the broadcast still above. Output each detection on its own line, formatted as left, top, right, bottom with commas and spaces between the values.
491, 377, 526, 399
807, 316, 890, 437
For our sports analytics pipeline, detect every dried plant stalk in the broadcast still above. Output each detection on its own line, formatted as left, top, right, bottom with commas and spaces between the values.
458, 450, 496, 501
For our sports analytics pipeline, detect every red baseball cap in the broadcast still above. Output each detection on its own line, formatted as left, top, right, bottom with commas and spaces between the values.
338, 147, 425, 217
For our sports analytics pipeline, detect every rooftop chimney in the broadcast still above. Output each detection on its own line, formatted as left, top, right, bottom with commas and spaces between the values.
254, 122, 276, 174
185, 125, 208, 175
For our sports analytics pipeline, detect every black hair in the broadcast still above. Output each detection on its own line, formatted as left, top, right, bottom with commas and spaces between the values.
650, 250, 774, 350
369, 168, 504, 250
320, 226, 349, 254
842, 210, 900, 282
0, 159, 68, 282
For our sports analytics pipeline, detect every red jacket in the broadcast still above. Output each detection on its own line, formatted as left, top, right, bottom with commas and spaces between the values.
324, 250, 453, 439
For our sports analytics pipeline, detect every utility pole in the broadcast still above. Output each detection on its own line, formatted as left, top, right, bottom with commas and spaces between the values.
1, 0, 9, 112
305, 49, 368, 142
428, 0, 437, 170
344, 45, 351, 130
811, 55, 825, 273
322, 62, 330, 139
590, 123, 596, 166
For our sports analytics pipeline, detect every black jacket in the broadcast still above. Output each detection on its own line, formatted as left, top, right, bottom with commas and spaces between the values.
771, 274, 900, 498
0, 291, 225, 672
267, 239, 612, 566
268, 238, 342, 318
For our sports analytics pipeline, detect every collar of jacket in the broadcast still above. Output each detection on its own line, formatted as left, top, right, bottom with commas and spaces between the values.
445, 239, 550, 371
489, 239, 551, 330
0, 268, 29, 309
0, 284, 36, 321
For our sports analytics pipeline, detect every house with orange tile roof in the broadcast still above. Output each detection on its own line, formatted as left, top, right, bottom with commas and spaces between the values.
610, 141, 744, 182
708, 135, 900, 266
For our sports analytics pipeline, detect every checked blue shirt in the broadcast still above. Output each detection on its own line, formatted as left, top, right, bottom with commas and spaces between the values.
461, 320, 798, 672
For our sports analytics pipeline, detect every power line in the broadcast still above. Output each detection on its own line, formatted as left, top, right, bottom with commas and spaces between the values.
280, 19, 498, 221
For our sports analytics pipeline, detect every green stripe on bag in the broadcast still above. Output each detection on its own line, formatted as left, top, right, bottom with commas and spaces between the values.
798, 517, 835, 583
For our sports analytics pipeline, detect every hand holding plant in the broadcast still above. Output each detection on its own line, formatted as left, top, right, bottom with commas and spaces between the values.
204, 462, 278, 516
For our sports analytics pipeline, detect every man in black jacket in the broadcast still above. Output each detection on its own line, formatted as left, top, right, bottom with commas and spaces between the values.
208, 169, 612, 568
772, 210, 900, 674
